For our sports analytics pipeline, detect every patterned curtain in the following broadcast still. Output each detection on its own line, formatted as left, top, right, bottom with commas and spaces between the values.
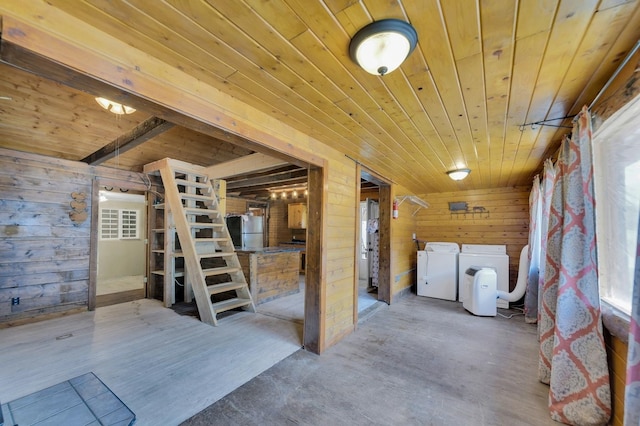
539, 158, 561, 382
538, 160, 556, 332
539, 106, 611, 425
524, 175, 542, 323
625, 211, 640, 425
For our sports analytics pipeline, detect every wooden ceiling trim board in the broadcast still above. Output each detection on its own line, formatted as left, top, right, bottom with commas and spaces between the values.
331, 97, 420, 174
161, 0, 330, 111
370, 73, 447, 176
404, 57, 466, 173
405, 1, 479, 186
243, 0, 308, 41
545, 2, 637, 121
551, 1, 640, 123
480, 0, 517, 187
455, 53, 490, 186
501, 1, 559, 187
226, 174, 308, 193
516, 0, 558, 41
81, 116, 175, 165
440, 0, 489, 186
440, 0, 482, 61
518, 0, 636, 180
206, 153, 289, 179
212, 1, 348, 104
524, 0, 600, 123
52, 0, 236, 79
515, 0, 601, 179
509, 1, 638, 186
502, 32, 551, 187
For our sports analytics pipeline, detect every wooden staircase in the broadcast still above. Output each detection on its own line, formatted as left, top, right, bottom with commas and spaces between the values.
144, 158, 255, 325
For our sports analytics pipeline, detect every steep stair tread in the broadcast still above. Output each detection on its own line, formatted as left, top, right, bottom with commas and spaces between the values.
189, 222, 225, 229
199, 252, 235, 259
152, 249, 184, 257
153, 203, 166, 209
174, 178, 211, 189
183, 207, 219, 216
152, 269, 184, 277
194, 237, 228, 243
212, 298, 253, 314
203, 266, 240, 277
180, 193, 214, 202
207, 281, 247, 295
173, 168, 209, 181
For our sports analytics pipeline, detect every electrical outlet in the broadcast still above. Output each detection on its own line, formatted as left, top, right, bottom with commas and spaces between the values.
11, 297, 20, 306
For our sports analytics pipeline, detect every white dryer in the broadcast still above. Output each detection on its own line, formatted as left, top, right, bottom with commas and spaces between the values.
458, 244, 509, 308
417, 242, 459, 301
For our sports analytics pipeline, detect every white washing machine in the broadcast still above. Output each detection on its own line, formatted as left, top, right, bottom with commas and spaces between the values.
458, 244, 509, 309
416, 242, 459, 301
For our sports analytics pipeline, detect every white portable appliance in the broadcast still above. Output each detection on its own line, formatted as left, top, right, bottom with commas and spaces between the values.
462, 267, 498, 316
463, 245, 529, 317
416, 242, 459, 301
458, 244, 509, 308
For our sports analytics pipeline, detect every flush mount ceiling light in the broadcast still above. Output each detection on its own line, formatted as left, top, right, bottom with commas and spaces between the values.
349, 19, 418, 76
447, 168, 471, 181
95, 97, 136, 115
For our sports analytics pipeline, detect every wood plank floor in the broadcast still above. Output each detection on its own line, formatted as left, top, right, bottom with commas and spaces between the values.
0, 299, 302, 426
183, 295, 559, 426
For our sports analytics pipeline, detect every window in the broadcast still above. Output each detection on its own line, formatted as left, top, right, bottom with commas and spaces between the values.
120, 209, 139, 239
100, 208, 140, 240
100, 209, 119, 240
593, 94, 640, 316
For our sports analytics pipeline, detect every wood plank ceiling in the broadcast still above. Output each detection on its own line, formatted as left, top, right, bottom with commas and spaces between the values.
1, 0, 639, 198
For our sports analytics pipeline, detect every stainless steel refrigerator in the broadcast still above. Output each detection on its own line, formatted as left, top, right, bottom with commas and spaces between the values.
226, 215, 264, 250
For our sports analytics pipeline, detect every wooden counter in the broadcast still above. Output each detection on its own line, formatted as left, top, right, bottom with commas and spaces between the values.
236, 248, 301, 305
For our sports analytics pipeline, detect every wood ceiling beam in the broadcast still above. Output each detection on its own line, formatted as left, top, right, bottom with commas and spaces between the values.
226, 173, 308, 191
81, 117, 175, 165
205, 153, 290, 179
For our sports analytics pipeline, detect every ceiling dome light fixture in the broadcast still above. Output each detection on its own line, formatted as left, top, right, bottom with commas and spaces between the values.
95, 97, 136, 115
349, 19, 418, 76
447, 168, 471, 181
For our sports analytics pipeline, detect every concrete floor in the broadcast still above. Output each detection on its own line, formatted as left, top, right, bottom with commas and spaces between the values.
182, 295, 557, 426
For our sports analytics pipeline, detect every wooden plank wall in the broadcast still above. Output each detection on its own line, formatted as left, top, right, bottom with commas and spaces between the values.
391, 187, 421, 298
225, 197, 247, 215
606, 332, 627, 426
415, 187, 530, 290
0, 148, 149, 325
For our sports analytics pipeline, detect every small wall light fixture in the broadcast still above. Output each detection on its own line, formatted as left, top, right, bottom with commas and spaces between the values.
447, 168, 471, 181
349, 19, 418, 76
95, 97, 136, 115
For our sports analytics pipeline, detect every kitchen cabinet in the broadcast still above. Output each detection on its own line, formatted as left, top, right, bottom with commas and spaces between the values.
288, 203, 307, 229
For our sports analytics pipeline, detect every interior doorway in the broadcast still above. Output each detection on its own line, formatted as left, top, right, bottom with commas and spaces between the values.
95, 189, 147, 307
356, 168, 391, 321
358, 198, 380, 312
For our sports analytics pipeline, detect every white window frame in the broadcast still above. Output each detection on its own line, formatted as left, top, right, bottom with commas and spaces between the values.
592, 93, 640, 318
100, 208, 140, 241
100, 208, 120, 240
119, 209, 140, 240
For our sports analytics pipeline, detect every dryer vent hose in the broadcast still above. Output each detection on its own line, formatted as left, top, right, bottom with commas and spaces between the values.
497, 245, 529, 302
